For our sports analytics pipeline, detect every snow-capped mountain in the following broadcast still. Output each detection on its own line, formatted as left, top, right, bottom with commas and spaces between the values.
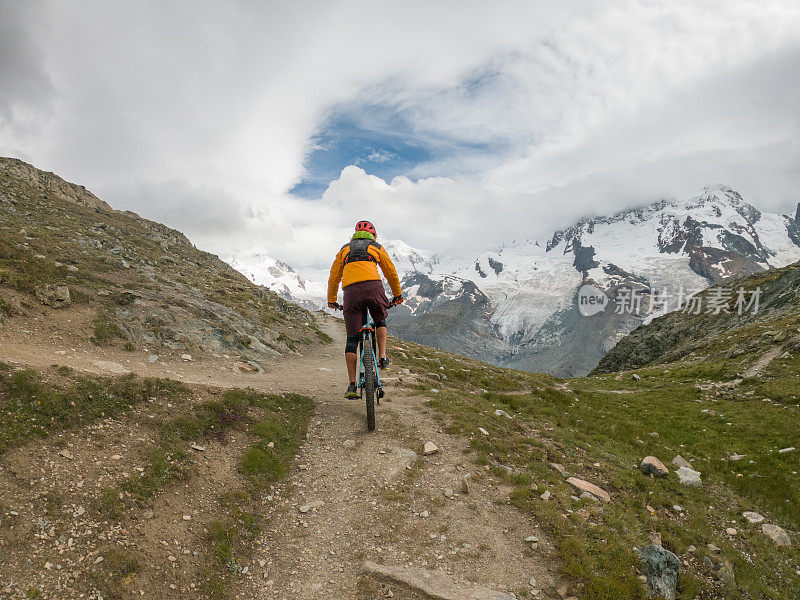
226, 254, 327, 312
225, 186, 800, 376
387, 186, 800, 376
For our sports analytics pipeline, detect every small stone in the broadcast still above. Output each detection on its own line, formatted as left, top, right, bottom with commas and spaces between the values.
443, 488, 454, 498
342, 439, 356, 449
423, 442, 439, 455
743, 511, 765, 524
703, 556, 714, 569
478, 427, 489, 436
299, 500, 324, 514
420, 510, 430, 518
528, 577, 537, 587
676, 467, 702, 487
725, 528, 737, 536
182, 515, 192, 521
778, 447, 796, 454
529, 483, 538, 491
540, 490, 551, 501
190, 444, 206, 452
460, 476, 471, 494
110, 454, 122, 460
632, 373, 641, 381
686, 545, 696, 553
761, 523, 791, 547
525, 536, 539, 543
148, 354, 159, 363
58, 450, 74, 460
579, 491, 597, 502
180, 354, 192, 361
671, 455, 692, 469
707, 543, 721, 553
729, 454, 745, 461
494, 409, 513, 419
168, 555, 176, 562
640, 456, 669, 477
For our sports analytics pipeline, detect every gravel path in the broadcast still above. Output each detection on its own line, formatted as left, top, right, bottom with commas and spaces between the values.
1, 312, 561, 599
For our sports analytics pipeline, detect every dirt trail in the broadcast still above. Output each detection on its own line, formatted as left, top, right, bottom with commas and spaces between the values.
1, 313, 560, 599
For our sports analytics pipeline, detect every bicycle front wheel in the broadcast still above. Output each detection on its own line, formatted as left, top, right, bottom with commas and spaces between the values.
363, 338, 376, 431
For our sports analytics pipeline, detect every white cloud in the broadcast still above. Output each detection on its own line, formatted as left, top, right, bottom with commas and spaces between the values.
1, 0, 799, 274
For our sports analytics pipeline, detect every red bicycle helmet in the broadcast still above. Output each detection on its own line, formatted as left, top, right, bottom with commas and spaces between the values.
355, 220, 377, 236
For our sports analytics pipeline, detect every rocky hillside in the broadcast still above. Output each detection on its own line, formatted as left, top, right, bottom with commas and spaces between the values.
594, 260, 800, 374
0, 157, 328, 366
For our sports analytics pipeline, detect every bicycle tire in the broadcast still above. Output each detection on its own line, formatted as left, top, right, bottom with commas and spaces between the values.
363, 335, 376, 431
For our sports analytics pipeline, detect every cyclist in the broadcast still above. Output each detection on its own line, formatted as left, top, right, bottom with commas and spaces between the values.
328, 220, 403, 398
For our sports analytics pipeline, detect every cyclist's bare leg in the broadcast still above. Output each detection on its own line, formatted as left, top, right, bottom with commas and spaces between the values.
346, 352, 358, 383
376, 326, 387, 360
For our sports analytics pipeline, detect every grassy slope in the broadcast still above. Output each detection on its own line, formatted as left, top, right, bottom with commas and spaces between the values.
392, 322, 799, 599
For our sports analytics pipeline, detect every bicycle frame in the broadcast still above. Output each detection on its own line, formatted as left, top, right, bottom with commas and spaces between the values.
356, 311, 382, 398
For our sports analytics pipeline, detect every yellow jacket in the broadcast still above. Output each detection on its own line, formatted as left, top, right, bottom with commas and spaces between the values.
328, 239, 402, 303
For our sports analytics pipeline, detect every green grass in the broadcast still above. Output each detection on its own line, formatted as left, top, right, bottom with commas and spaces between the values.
239, 392, 314, 484
396, 338, 800, 600
201, 391, 314, 597
0, 366, 188, 455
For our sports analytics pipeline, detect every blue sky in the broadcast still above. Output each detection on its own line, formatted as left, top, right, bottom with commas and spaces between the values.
290, 102, 503, 198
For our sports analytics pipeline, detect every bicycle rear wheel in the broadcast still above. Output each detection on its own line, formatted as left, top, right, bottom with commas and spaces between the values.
363, 337, 376, 431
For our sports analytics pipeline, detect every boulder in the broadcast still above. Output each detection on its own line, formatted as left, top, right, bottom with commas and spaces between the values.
676, 467, 702, 487
637, 545, 680, 599
671, 455, 693, 469
362, 561, 516, 600
717, 561, 735, 586
640, 456, 669, 477
566, 477, 611, 502
92, 360, 130, 375
35, 284, 71, 308
761, 523, 791, 547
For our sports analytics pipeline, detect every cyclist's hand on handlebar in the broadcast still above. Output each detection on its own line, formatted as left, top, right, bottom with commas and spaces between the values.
391, 295, 404, 306
328, 302, 343, 310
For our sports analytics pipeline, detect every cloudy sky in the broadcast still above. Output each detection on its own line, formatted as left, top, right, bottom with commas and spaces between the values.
2, 0, 800, 272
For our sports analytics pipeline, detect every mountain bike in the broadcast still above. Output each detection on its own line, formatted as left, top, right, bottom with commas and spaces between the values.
356, 307, 386, 431
332, 302, 395, 431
